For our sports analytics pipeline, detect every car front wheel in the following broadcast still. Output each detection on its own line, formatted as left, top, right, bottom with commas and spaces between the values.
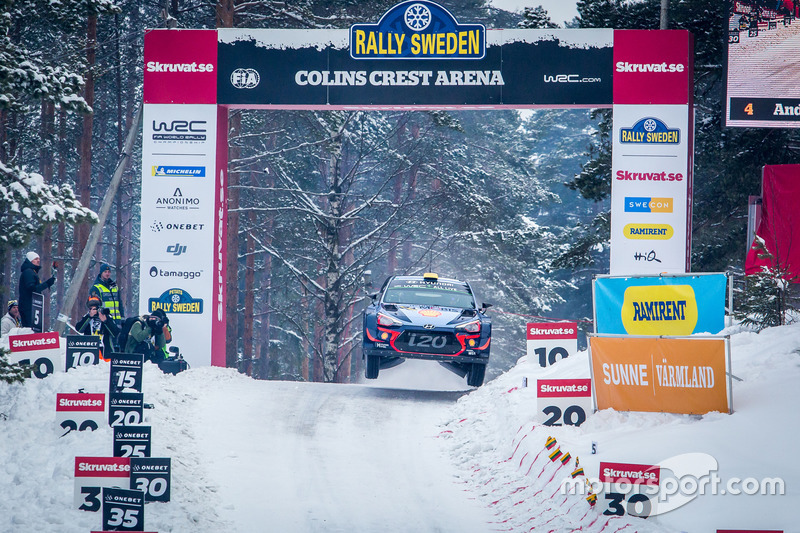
466, 363, 486, 387
365, 354, 380, 379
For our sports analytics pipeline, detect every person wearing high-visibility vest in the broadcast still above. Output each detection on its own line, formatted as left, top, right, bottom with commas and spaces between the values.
89, 263, 124, 325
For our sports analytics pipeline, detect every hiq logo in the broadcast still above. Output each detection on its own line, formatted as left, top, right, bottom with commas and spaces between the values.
167, 243, 187, 256
350, 1, 485, 59
620, 117, 680, 145
624, 197, 673, 213
152, 166, 205, 177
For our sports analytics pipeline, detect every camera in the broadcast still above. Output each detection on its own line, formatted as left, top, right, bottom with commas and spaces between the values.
99, 307, 110, 316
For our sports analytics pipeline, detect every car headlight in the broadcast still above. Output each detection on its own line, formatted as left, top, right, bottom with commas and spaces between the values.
377, 313, 403, 327
456, 320, 481, 333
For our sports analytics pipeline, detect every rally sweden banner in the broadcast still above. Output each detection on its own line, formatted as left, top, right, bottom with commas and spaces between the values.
593, 273, 728, 336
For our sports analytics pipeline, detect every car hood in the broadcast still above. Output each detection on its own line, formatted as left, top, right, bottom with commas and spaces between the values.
382, 304, 473, 327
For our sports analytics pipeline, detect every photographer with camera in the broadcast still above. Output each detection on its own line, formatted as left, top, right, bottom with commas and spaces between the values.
76, 296, 120, 360
122, 309, 169, 363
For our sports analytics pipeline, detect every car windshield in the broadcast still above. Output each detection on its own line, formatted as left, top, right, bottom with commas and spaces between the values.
383, 280, 475, 309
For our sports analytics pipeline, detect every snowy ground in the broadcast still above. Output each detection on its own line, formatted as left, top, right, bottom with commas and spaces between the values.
1, 322, 798, 532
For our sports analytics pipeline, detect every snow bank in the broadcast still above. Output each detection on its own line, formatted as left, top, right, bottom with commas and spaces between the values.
442, 323, 800, 532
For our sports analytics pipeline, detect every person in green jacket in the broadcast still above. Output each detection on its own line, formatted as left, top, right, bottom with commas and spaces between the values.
124, 309, 169, 363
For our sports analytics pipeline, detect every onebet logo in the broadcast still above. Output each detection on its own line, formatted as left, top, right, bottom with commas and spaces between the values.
615, 61, 685, 73
146, 61, 214, 73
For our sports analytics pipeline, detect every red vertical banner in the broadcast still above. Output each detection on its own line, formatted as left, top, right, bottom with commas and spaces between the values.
212, 105, 228, 367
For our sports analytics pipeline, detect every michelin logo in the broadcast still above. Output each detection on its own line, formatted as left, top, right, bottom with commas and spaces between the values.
152, 166, 205, 177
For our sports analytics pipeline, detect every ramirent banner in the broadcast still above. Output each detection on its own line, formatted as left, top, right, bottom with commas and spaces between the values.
610, 30, 694, 275
589, 335, 731, 415
593, 273, 727, 335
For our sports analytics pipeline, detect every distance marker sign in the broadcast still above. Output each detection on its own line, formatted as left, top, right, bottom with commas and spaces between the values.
131, 457, 172, 502
74, 457, 130, 512
56, 393, 105, 437
8, 331, 63, 378
66, 335, 101, 370
109, 353, 144, 394
527, 322, 578, 368
114, 426, 152, 458
537, 378, 592, 427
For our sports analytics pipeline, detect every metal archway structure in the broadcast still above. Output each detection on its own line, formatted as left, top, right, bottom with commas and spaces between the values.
141, 1, 694, 367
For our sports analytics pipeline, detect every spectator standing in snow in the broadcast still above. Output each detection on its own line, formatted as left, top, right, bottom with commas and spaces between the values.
17, 251, 55, 328
1, 300, 21, 337
76, 296, 120, 360
89, 263, 124, 325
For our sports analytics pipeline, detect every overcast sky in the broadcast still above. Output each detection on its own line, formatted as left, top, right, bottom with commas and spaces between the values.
490, 0, 579, 26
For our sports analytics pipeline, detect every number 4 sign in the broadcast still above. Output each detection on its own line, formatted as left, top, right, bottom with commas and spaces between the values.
527, 322, 578, 368
537, 378, 592, 427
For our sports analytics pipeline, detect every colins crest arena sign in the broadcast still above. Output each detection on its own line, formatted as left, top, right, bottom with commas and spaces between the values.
350, 1, 485, 59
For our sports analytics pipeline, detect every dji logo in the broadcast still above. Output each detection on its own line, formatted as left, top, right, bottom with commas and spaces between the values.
167, 243, 187, 256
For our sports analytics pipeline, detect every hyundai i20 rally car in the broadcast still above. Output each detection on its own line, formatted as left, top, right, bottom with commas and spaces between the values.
362, 273, 492, 387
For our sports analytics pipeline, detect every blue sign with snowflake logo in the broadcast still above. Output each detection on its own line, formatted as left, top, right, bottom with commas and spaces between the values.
148, 288, 203, 314
350, 0, 485, 59
619, 117, 680, 145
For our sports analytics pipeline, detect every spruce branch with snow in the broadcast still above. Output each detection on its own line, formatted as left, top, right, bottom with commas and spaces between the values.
0, 163, 97, 252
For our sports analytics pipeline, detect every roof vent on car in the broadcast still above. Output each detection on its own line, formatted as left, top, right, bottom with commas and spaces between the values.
423, 272, 438, 282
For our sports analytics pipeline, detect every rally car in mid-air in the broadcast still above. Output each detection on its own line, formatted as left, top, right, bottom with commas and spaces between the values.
362, 273, 492, 387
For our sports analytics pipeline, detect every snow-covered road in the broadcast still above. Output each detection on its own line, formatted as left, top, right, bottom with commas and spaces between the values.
193, 361, 494, 533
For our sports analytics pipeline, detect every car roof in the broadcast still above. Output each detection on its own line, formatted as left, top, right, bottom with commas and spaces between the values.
388, 275, 470, 287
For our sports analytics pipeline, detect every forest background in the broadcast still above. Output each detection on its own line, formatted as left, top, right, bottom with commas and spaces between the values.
2, 0, 798, 382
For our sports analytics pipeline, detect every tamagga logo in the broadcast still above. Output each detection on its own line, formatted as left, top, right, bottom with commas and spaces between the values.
146, 61, 214, 73
543, 74, 602, 84
150, 220, 206, 233
615, 169, 684, 182
350, 0, 485, 60
231, 68, 260, 89
620, 117, 680, 145
150, 119, 207, 143
149, 288, 203, 314
148, 265, 203, 280
155, 187, 200, 211
152, 165, 205, 177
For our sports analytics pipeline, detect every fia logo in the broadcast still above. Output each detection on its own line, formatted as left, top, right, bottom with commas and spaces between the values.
231, 68, 260, 89
167, 243, 187, 256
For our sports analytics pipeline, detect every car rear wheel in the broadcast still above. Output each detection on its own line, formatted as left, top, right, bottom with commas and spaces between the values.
365, 354, 380, 379
466, 363, 486, 387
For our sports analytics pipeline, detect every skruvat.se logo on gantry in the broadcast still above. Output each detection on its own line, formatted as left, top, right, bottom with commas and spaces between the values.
620, 117, 680, 145
350, 1, 485, 59
149, 288, 203, 314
